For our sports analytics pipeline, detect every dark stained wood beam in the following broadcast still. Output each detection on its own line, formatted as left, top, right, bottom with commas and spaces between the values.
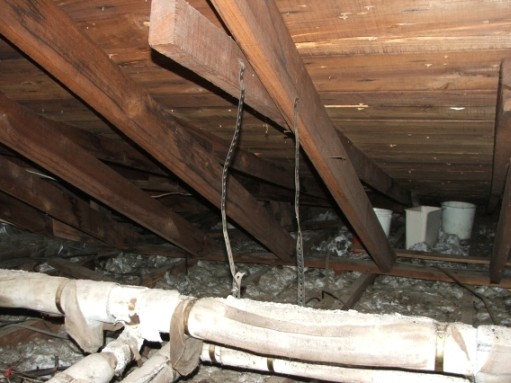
149, 0, 411, 206
55, 105, 309, 200
490, 159, 511, 283
0, 95, 216, 257
0, 192, 54, 236
0, 0, 294, 261
47, 258, 116, 282
0, 155, 139, 249
51, 219, 88, 243
489, 59, 511, 211
61, 127, 169, 177
209, 0, 395, 271
180, 117, 300, 195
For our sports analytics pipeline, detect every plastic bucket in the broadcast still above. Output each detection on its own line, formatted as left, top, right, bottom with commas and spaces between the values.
441, 201, 476, 240
373, 208, 392, 237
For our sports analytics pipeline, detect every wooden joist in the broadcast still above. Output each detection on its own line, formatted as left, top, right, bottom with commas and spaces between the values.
490, 159, 511, 283
0, 155, 139, 249
0, 0, 294, 261
65, 105, 310, 198
149, 0, 411, 206
488, 59, 511, 211
0, 95, 215, 257
209, 0, 395, 271
61, 127, 169, 177
0, 192, 53, 236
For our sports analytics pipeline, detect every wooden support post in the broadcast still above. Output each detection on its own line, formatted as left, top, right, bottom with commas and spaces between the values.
489, 59, 511, 211
490, 159, 511, 283
149, 0, 411, 206
0, 0, 294, 261
0, 156, 140, 249
0, 96, 215, 257
209, 0, 395, 271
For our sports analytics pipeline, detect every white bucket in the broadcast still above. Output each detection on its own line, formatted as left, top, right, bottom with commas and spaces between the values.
373, 208, 392, 237
405, 206, 442, 249
441, 201, 476, 240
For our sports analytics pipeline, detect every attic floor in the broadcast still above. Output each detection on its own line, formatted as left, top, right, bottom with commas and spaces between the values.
0, 210, 510, 382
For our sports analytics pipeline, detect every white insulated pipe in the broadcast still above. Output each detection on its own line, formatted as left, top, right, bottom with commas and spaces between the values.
47, 326, 143, 383
121, 343, 178, 383
0, 269, 181, 342
1, 269, 510, 383
201, 343, 471, 383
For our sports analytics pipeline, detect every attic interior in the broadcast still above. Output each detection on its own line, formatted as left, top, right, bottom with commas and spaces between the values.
1, 0, 511, 382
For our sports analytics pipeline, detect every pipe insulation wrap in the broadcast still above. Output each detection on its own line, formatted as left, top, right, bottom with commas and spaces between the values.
0, 268, 68, 314
48, 353, 117, 383
201, 343, 471, 383
188, 296, 438, 370
102, 326, 145, 375
63, 280, 118, 322
2, 270, 511, 382
136, 288, 181, 342
121, 343, 178, 383
103, 284, 181, 341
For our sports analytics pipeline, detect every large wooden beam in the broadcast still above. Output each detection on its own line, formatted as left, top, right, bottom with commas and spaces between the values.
488, 59, 511, 211
61, 127, 169, 177
0, 192, 53, 236
57, 104, 309, 198
209, 0, 395, 271
0, 155, 139, 249
149, 0, 411, 206
490, 159, 511, 283
0, 96, 215, 257
0, 0, 294, 261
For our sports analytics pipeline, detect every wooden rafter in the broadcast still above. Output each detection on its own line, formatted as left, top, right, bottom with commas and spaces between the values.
61, 127, 169, 177
0, 155, 139, 249
149, 0, 411, 206
0, 0, 294, 261
489, 59, 511, 211
490, 159, 511, 283
209, 0, 395, 271
66, 105, 313, 198
0, 192, 53, 236
0, 95, 216, 257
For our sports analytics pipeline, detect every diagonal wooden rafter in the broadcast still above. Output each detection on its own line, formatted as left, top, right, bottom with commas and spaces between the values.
0, 94, 217, 257
209, 0, 395, 271
0, 0, 295, 261
488, 59, 511, 212
0, 192, 54, 236
61, 126, 170, 177
0, 192, 92, 246
66, 119, 327, 201
149, 0, 411, 206
65, 103, 315, 198
0, 155, 140, 249
490, 159, 511, 283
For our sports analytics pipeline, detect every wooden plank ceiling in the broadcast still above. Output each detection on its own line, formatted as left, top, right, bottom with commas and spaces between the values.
0, 0, 509, 267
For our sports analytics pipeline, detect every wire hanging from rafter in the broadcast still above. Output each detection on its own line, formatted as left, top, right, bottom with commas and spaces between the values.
293, 97, 305, 306
221, 62, 246, 298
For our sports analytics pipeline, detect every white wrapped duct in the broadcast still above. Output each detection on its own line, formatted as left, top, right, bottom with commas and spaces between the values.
202, 343, 470, 383
1, 269, 510, 383
47, 326, 143, 383
121, 343, 178, 383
